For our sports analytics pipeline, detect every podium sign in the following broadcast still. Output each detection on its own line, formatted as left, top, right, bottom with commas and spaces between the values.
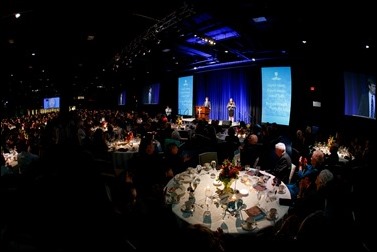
195, 106, 210, 120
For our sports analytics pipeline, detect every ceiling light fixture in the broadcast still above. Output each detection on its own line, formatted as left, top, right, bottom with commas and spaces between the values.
252, 16, 267, 23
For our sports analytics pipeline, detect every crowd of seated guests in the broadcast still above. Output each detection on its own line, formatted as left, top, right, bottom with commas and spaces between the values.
0, 108, 375, 251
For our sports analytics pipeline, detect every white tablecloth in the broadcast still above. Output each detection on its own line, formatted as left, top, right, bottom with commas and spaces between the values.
165, 169, 291, 235
109, 140, 140, 170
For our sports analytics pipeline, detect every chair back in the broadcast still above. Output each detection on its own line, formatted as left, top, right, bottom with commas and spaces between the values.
295, 210, 328, 241
198, 152, 218, 166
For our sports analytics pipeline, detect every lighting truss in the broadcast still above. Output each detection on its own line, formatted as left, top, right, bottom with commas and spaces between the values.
112, 3, 195, 71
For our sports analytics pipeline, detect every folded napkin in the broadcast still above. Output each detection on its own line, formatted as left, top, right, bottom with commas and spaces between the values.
245, 206, 266, 221
246, 170, 256, 176
253, 183, 267, 191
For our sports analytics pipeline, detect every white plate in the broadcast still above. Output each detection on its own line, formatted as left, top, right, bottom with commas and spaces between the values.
239, 189, 249, 196
213, 180, 222, 186
278, 189, 286, 194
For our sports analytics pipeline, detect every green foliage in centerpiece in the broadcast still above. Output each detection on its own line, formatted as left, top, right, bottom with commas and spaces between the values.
217, 159, 241, 195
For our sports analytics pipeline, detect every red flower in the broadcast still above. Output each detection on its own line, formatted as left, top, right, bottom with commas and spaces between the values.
218, 159, 241, 182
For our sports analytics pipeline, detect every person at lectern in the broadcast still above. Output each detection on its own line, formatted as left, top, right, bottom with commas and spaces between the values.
203, 96, 211, 110
165, 105, 172, 122
227, 97, 236, 122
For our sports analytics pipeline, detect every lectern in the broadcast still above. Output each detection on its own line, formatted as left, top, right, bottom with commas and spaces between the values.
195, 106, 210, 120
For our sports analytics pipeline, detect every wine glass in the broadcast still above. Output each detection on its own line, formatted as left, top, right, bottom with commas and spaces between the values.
211, 160, 216, 170
244, 164, 251, 172
205, 186, 212, 203
197, 165, 202, 174
203, 187, 212, 223
221, 203, 228, 220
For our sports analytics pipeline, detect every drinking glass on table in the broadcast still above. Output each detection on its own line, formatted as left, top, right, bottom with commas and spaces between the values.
203, 186, 212, 222
211, 160, 217, 170
197, 165, 202, 174
245, 164, 251, 171
205, 186, 212, 203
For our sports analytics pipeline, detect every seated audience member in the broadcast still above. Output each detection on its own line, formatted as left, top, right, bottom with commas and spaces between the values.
277, 169, 334, 242
111, 181, 148, 247
128, 136, 166, 207
240, 133, 262, 167
225, 127, 240, 147
175, 224, 225, 252
288, 149, 325, 199
297, 149, 325, 179
270, 142, 292, 184
163, 142, 191, 178
295, 169, 334, 216
89, 128, 110, 161
324, 143, 339, 166
223, 127, 241, 161
159, 122, 174, 142
1, 154, 14, 176
16, 140, 40, 175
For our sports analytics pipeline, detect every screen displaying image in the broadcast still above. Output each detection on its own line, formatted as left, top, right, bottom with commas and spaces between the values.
142, 83, 160, 104
344, 72, 376, 120
178, 75, 193, 116
118, 90, 126, 105
261, 66, 292, 126
43, 97, 60, 109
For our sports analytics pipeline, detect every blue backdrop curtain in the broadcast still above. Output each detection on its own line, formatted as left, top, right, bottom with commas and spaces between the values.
194, 67, 255, 124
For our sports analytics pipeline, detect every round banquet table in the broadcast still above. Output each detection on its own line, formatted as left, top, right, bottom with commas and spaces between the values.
165, 168, 291, 235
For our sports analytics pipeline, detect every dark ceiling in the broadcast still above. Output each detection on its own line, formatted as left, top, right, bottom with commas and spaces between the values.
1, 0, 375, 106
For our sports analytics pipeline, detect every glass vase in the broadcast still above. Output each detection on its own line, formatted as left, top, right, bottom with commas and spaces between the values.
221, 179, 234, 195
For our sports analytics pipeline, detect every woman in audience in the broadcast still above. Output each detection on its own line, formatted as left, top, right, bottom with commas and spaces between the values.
287, 149, 325, 199
297, 149, 325, 179
276, 169, 334, 242
129, 136, 167, 209
163, 142, 191, 178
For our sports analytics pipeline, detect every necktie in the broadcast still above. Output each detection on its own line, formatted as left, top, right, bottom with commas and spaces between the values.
372, 95, 375, 118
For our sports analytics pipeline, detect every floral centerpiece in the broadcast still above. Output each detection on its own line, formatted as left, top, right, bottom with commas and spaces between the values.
217, 159, 241, 195
327, 135, 334, 148
176, 116, 183, 127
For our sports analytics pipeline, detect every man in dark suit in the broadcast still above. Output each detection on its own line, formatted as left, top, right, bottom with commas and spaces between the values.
358, 78, 376, 118
272, 142, 292, 184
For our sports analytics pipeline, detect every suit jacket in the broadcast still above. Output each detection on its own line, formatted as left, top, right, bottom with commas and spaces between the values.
273, 152, 292, 184
358, 93, 375, 118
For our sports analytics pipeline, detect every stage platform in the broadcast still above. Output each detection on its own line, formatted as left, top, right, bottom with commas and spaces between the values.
182, 117, 240, 127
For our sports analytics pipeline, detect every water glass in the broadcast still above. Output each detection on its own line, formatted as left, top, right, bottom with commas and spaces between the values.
196, 165, 202, 174
211, 160, 216, 169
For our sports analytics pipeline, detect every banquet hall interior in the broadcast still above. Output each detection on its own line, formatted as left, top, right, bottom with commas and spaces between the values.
1, 0, 376, 251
